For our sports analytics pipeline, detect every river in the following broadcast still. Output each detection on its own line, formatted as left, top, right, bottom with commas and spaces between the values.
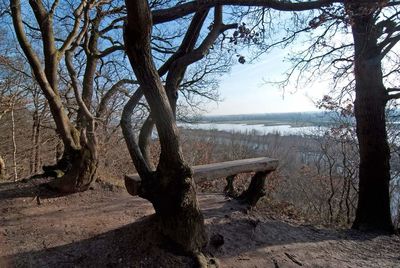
180, 122, 327, 136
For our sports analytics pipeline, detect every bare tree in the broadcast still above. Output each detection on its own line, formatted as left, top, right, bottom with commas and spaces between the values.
9, 0, 136, 192
122, 0, 210, 254
261, 0, 400, 231
345, 0, 399, 232
0, 62, 29, 181
10, 0, 97, 192
121, 0, 343, 256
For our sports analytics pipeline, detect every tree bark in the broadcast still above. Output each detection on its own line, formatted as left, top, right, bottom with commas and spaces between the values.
46, 145, 98, 192
137, 7, 235, 169
78, 14, 100, 129
138, 116, 155, 169
137, 9, 210, 169
124, 0, 207, 253
349, 5, 394, 232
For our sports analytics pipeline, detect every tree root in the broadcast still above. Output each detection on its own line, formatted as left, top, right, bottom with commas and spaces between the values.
192, 252, 220, 268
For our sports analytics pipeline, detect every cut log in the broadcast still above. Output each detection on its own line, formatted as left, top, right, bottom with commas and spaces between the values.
193, 157, 278, 183
125, 175, 142, 196
125, 157, 278, 197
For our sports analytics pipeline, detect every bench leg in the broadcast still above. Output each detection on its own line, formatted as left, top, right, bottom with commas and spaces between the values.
224, 174, 237, 197
239, 171, 271, 206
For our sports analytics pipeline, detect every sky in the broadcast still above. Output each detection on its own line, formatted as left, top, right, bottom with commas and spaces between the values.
205, 49, 331, 115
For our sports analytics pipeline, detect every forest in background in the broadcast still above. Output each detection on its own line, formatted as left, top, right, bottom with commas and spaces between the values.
199, 112, 337, 126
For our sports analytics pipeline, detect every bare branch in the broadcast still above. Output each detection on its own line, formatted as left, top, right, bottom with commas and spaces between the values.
152, 0, 342, 24
65, 50, 94, 121
387, 87, 400, 92
58, 0, 88, 56
120, 87, 152, 178
10, 0, 55, 98
49, 0, 60, 15
97, 79, 138, 119
380, 34, 400, 58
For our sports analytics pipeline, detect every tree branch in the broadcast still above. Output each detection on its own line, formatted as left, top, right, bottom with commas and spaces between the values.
96, 79, 138, 119
59, 0, 88, 56
65, 50, 94, 121
10, 0, 56, 99
152, 0, 342, 24
379, 34, 400, 58
387, 92, 400, 101
120, 87, 152, 179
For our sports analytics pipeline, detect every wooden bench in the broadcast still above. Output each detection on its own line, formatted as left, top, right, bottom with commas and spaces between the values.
125, 157, 278, 206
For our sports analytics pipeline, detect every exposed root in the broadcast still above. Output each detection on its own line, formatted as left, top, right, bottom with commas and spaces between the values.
192, 252, 220, 268
193, 252, 208, 268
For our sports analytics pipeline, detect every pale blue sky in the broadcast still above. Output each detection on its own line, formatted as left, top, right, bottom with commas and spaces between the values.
206, 50, 331, 115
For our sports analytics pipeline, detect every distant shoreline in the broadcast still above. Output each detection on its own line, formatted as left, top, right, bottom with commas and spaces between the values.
197, 120, 318, 128
187, 111, 337, 128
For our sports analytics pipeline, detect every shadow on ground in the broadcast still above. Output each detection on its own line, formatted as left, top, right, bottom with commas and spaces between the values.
0, 177, 69, 202
2, 216, 194, 267
1, 181, 398, 268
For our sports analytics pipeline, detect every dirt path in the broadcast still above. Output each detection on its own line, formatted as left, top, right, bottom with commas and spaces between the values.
0, 179, 399, 267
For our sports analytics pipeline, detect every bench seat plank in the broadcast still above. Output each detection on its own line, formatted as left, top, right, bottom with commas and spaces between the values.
125, 157, 278, 196
192, 157, 278, 183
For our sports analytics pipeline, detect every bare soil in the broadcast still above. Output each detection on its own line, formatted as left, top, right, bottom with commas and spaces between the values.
0, 178, 399, 267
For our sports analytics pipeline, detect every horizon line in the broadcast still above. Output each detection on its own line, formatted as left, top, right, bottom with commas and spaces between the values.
201, 110, 326, 117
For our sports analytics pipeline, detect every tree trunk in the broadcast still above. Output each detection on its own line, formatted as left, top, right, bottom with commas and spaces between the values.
140, 163, 207, 253
124, 0, 207, 253
350, 8, 394, 232
46, 145, 98, 192
11, 101, 18, 182
138, 116, 155, 169
43, 126, 98, 193
30, 109, 41, 174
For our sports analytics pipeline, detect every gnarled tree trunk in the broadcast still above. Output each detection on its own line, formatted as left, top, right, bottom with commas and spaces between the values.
46, 144, 98, 192
123, 0, 207, 253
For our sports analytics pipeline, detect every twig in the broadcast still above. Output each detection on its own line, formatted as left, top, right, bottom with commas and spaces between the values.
284, 252, 303, 266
